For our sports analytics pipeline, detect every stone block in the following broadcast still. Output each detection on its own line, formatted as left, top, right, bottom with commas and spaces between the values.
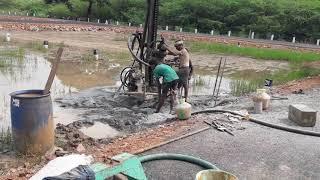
289, 104, 317, 127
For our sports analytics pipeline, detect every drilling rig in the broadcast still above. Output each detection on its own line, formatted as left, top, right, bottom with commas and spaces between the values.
117, 0, 169, 97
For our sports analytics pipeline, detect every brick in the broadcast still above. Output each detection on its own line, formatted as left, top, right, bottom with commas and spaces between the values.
288, 104, 317, 127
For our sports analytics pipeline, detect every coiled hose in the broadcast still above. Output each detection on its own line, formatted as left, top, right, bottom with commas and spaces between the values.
139, 153, 218, 170
192, 109, 320, 137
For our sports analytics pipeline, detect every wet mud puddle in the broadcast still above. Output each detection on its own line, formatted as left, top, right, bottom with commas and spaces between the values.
0, 48, 121, 133
0, 51, 79, 130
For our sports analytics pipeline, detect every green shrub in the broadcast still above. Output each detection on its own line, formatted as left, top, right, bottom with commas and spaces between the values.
69, 0, 88, 17
49, 4, 72, 18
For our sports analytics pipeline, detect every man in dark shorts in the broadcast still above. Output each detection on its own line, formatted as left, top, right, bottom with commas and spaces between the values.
164, 40, 193, 102
150, 60, 179, 113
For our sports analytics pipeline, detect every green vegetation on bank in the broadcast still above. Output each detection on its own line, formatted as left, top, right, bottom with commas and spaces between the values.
1, 0, 320, 42
230, 66, 320, 96
0, 48, 25, 58
0, 127, 12, 152
189, 42, 320, 63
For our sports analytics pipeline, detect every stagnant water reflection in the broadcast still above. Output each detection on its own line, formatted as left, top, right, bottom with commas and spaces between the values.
0, 47, 267, 133
0, 48, 126, 130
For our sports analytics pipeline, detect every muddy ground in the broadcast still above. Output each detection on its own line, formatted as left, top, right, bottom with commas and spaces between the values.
4, 31, 290, 71
0, 29, 319, 179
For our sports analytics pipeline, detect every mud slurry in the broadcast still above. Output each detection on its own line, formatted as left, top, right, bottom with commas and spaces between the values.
56, 88, 172, 132
54, 86, 233, 141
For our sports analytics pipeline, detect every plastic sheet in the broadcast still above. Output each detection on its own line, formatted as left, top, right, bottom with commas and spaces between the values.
43, 165, 95, 180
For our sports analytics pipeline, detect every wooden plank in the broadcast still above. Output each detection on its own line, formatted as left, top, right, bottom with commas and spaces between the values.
43, 47, 63, 95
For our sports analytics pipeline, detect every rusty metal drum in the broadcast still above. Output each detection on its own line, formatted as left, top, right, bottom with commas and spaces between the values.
10, 90, 54, 154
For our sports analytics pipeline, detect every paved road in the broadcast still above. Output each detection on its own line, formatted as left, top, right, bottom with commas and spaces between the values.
141, 122, 320, 180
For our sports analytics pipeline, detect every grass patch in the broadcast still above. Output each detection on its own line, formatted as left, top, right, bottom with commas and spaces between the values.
0, 48, 24, 57
112, 36, 128, 42
101, 51, 131, 61
0, 61, 6, 67
23, 41, 48, 53
188, 42, 320, 63
230, 66, 320, 96
0, 127, 13, 152
272, 67, 320, 85
192, 76, 206, 86
81, 50, 130, 62
230, 79, 264, 96
0, 48, 25, 58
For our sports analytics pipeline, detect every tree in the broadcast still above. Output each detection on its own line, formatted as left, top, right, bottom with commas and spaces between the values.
0, 0, 14, 8
82, 0, 109, 17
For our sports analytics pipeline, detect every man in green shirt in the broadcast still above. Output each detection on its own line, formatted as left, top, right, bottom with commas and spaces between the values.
150, 60, 179, 113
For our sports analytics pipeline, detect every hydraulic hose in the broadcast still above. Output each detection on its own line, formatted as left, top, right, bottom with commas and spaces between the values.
127, 36, 150, 67
192, 109, 320, 137
139, 153, 218, 170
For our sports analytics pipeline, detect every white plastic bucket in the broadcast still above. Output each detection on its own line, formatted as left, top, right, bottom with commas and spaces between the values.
195, 170, 238, 180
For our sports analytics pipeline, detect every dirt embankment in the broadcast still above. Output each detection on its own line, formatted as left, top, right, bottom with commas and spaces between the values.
1, 16, 320, 53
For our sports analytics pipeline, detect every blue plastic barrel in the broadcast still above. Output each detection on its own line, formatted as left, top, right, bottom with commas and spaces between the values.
10, 90, 54, 154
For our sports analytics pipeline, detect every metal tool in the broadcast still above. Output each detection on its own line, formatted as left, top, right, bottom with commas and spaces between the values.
204, 120, 234, 136
214, 58, 227, 105
212, 57, 222, 99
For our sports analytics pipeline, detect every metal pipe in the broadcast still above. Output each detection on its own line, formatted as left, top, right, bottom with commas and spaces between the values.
212, 57, 222, 98
134, 127, 211, 155
214, 58, 227, 105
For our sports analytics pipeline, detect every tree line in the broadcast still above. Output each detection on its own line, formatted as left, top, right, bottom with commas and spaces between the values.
1, 0, 320, 42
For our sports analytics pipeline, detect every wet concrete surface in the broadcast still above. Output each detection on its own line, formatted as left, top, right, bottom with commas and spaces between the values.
142, 122, 320, 180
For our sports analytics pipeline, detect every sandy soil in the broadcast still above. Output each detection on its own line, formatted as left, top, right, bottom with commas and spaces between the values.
6, 31, 290, 73
6, 31, 128, 52
276, 75, 320, 95
192, 54, 289, 73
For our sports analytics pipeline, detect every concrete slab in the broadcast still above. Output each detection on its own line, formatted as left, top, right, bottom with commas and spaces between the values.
289, 104, 317, 127
141, 122, 320, 180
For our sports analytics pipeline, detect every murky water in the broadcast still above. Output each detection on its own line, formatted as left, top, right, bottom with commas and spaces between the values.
0, 47, 123, 130
189, 74, 231, 96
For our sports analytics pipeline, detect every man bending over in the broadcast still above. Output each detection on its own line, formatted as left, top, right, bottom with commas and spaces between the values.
150, 60, 179, 113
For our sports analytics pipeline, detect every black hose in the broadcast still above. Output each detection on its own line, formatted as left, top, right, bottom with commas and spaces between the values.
192, 109, 320, 137
139, 153, 218, 170
120, 66, 132, 86
127, 36, 150, 67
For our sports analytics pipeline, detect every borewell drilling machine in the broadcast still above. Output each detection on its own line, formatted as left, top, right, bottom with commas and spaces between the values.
117, 0, 176, 98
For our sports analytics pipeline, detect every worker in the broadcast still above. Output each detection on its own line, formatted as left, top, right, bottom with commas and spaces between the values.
164, 40, 193, 102
149, 59, 179, 113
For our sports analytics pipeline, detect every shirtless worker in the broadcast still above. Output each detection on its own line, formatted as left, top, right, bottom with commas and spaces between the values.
164, 40, 193, 102
150, 59, 179, 113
